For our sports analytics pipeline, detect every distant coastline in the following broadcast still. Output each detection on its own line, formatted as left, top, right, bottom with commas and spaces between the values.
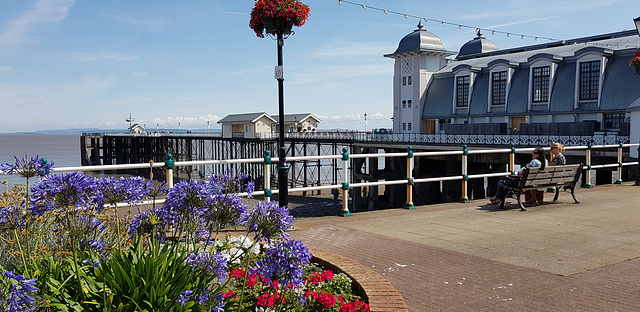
1, 128, 223, 135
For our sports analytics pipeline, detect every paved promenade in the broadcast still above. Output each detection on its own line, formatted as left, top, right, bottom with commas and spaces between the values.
289, 184, 640, 311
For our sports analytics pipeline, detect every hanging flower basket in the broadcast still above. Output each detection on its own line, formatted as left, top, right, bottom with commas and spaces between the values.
250, 0, 310, 38
629, 51, 640, 75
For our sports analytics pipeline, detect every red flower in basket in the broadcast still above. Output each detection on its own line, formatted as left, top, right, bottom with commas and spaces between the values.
250, 0, 310, 38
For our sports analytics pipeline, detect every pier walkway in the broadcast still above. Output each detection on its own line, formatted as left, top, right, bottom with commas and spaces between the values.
289, 184, 640, 311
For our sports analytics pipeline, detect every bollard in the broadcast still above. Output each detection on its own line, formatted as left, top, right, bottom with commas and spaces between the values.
404, 146, 416, 209
583, 141, 593, 188
165, 153, 174, 188
509, 143, 516, 175
614, 140, 624, 184
264, 150, 272, 201
459, 145, 470, 203
340, 147, 352, 216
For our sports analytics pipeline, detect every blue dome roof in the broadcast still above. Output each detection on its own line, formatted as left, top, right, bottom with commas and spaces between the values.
457, 31, 499, 59
393, 21, 447, 54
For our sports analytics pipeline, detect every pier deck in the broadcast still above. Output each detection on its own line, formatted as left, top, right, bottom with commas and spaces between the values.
290, 183, 640, 311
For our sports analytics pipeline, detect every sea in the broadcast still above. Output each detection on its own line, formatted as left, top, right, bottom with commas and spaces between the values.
0, 134, 81, 188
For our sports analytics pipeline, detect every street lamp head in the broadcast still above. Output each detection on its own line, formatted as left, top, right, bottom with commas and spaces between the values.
635, 16, 640, 37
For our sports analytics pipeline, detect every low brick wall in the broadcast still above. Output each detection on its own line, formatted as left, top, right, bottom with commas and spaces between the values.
311, 248, 408, 312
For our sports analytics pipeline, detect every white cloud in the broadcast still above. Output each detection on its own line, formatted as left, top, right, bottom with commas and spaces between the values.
65, 51, 139, 62
0, 0, 75, 49
106, 15, 172, 33
292, 64, 390, 85
313, 40, 395, 57
0, 66, 11, 72
144, 114, 223, 127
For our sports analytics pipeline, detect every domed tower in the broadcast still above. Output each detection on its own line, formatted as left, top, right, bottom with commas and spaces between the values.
456, 30, 499, 60
384, 21, 456, 134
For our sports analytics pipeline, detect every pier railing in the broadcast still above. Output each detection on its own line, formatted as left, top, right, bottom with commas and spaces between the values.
5, 142, 640, 215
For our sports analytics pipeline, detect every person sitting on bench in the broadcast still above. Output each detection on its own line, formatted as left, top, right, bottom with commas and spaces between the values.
490, 146, 547, 206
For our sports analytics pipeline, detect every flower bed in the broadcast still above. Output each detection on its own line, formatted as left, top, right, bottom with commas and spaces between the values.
0, 154, 369, 311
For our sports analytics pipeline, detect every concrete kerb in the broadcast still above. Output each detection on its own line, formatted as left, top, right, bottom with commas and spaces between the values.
311, 248, 408, 312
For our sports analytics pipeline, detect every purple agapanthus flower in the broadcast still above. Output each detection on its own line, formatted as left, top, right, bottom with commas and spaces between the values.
0, 154, 54, 179
29, 172, 98, 215
0, 205, 26, 230
0, 270, 38, 312
241, 200, 293, 241
199, 193, 247, 231
163, 180, 207, 219
128, 207, 167, 239
254, 237, 312, 289
206, 171, 255, 198
176, 290, 193, 307
185, 251, 228, 282
95, 176, 151, 208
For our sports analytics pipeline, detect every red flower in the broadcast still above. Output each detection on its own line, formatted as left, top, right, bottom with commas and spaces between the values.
249, 0, 311, 38
317, 293, 336, 309
629, 51, 640, 67
257, 292, 285, 307
339, 300, 371, 312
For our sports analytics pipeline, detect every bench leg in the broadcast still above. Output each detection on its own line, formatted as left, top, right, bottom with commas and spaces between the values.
553, 187, 560, 202
570, 187, 580, 204
517, 192, 526, 211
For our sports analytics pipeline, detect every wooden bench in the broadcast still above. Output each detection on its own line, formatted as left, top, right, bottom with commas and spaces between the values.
498, 164, 583, 211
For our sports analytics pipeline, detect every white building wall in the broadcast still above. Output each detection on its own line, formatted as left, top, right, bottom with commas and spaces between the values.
630, 111, 640, 158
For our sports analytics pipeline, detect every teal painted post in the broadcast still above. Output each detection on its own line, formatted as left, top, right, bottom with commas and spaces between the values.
404, 146, 416, 209
614, 140, 624, 184
459, 145, 470, 203
264, 150, 272, 201
165, 153, 175, 188
340, 147, 352, 216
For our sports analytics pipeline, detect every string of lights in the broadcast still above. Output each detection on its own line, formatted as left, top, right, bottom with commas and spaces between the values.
337, 0, 640, 49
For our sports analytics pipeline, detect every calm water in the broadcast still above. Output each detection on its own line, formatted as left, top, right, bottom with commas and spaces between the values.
0, 134, 81, 188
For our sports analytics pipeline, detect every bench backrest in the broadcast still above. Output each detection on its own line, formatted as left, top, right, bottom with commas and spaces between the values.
520, 164, 583, 189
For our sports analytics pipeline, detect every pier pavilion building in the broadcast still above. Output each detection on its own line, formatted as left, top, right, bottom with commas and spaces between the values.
385, 23, 640, 157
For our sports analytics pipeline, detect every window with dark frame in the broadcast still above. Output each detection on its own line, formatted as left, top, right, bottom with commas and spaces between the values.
439, 119, 451, 131
456, 76, 470, 107
532, 66, 550, 103
408, 76, 412, 85
408, 100, 412, 108
402, 100, 406, 108
402, 77, 406, 86
579, 60, 600, 101
408, 123, 412, 131
603, 113, 625, 129
491, 71, 507, 105
402, 123, 406, 131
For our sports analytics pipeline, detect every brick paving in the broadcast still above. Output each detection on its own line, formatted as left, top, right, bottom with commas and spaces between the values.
289, 184, 640, 311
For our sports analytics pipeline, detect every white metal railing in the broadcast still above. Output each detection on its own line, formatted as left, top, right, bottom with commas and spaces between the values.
87, 131, 630, 146
3, 143, 639, 215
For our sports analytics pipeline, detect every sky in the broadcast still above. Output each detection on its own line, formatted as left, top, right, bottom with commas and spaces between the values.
0, 0, 639, 133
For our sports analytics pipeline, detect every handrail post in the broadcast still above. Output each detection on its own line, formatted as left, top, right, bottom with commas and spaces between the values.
340, 147, 352, 216
614, 140, 624, 184
164, 153, 174, 188
509, 143, 516, 175
403, 146, 416, 209
583, 141, 594, 188
459, 145, 470, 203
149, 160, 154, 180
635, 142, 640, 186
264, 150, 272, 201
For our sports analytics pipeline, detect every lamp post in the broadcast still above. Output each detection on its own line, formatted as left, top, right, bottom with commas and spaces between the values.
275, 26, 290, 208
635, 16, 640, 186
207, 121, 210, 134
178, 122, 181, 133
364, 113, 367, 133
